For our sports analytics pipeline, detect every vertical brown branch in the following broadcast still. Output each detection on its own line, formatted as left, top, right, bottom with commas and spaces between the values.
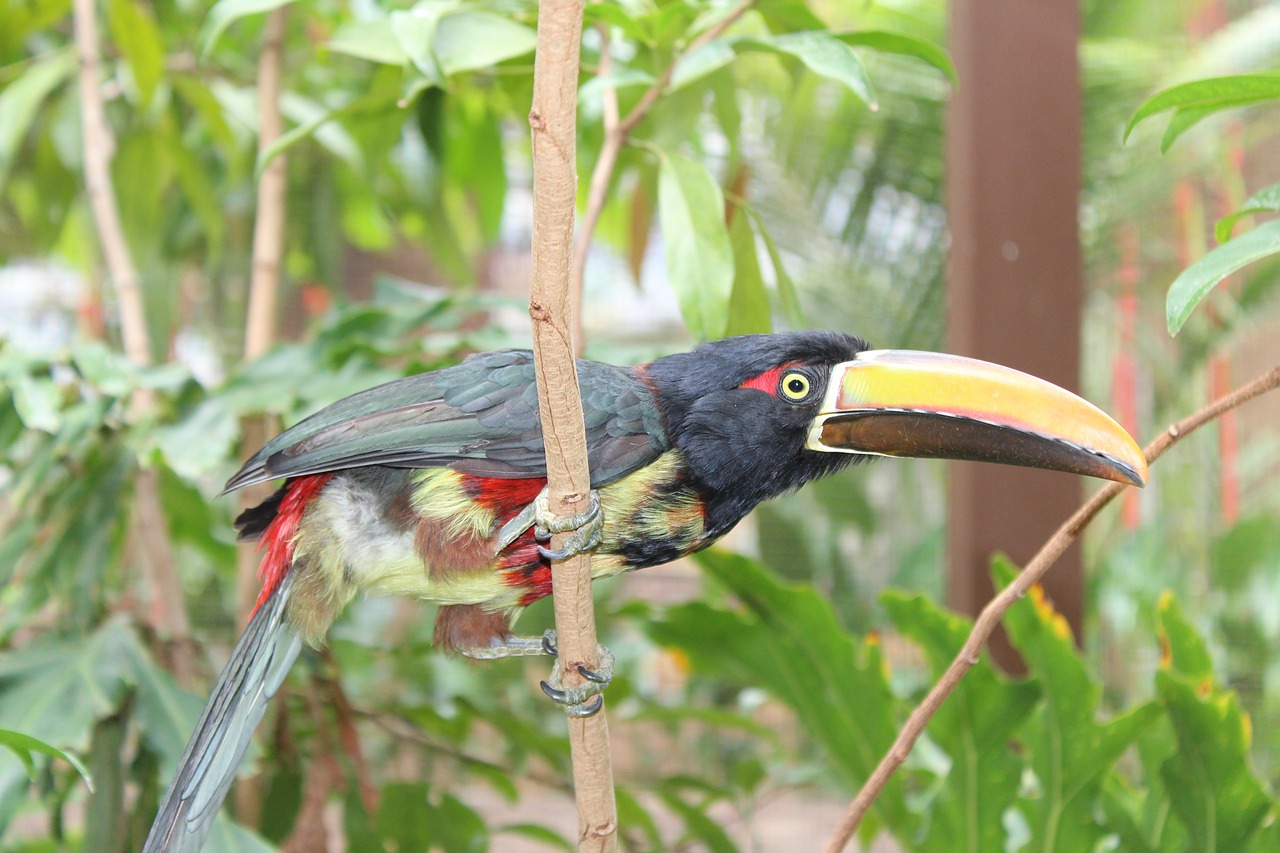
237, 6, 290, 625
73, 0, 193, 684
529, 0, 618, 850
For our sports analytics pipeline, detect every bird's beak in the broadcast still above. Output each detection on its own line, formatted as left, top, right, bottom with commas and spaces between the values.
807, 350, 1148, 487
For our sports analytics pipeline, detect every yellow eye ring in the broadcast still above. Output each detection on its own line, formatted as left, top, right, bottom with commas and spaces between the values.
780, 372, 811, 401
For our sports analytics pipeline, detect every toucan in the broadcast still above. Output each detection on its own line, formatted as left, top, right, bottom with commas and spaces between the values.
143, 331, 1146, 851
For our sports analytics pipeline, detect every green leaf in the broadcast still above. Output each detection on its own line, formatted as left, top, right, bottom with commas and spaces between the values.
1215, 182, 1280, 243
106, 0, 165, 107
737, 32, 876, 107
645, 551, 911, 829
1157, 671, 1272, 851
1124, 73, 1280, 144
579, 68, 656, 104
495, 823, 573, 851
725, 212, 771, 335
883, 590, 1039, 853
0, 729, 93, 790
655, 149, 737, 338
200, 0, 295, 58
838, 30, 957, 84
153, 398, 239, 479
670, 40, 736, 91
1166, 219, 1280, 334
434, 11, 536, 76
389, 3, 458, 86
656, 150, 734, 341
0, 49, 76, 190
328, 19, 409, 65
1156, 593, 1214, 682
997, 556, 1159, 852
11, 374, 62, 432
749, 211, 804, 326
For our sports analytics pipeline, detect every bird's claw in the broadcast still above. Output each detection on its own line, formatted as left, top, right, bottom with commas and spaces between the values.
533, 490, 602, 561
493, 488, 604, 560
539, 631, 614, 717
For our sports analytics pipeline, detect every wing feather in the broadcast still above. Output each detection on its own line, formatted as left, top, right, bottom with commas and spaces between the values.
224, 350, 668, 492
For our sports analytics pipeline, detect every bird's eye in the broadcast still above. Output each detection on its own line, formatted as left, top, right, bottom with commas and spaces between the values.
779, 372, 812, 402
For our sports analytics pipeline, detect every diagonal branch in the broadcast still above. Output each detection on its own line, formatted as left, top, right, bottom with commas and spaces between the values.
571, 0, 755, 353
529, 0, 618, 850
824, 361, 1280, 853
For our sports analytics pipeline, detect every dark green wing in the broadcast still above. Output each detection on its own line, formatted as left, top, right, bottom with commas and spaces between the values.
224, 350, 669, 492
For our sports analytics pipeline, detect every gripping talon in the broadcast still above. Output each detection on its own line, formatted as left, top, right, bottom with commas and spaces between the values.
570, 695, 604, 717
541, 630, 558, 657
577, 663, 609, 684
538, 643, 614, 716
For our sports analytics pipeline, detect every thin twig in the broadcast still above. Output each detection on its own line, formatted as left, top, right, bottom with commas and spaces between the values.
73, 0, 193, 683
824, 362, 1280, 853
571, 0, 755, 353
237, 5, 290, 625
529, 0, 618, 849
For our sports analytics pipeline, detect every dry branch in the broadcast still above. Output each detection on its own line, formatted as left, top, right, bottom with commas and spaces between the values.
824, 361, 1280, 853
73, 0, 193, 684
529, 0, 618, 849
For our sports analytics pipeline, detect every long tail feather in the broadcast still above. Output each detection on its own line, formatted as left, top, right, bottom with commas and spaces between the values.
143, 573, 302, 853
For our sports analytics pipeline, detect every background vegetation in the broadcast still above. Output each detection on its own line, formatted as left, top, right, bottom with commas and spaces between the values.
1, 0, 1279, 850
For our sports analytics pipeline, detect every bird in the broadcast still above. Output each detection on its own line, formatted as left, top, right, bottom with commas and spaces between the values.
143, 330, 1147, 851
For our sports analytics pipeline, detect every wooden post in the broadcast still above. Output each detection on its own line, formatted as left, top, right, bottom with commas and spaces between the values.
946, 0, 1085, 663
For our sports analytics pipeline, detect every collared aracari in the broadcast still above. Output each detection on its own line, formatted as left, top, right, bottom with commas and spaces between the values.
143, 331, 1146, 852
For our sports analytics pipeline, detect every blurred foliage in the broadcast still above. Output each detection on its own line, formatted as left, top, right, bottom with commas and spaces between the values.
1, 0, 1279, 849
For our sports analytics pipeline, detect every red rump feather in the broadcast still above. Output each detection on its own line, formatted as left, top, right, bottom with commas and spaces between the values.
253, 473, 333, 615
739, 362, 800, 396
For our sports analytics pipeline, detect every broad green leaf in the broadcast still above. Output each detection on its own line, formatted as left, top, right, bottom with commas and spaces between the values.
997, 557, 1159, 852
1125, 73, 1280, 143
0, 728, 93, 790
1156, 593, 1214, 683
736, 32, 876, 107
725, 212, 771, 335
838, 30, 957, 84
1157, 672, 1272, 851
1216, 182, 1280, 243
153, 397, 240, 479
656, 150, 734, 341
0, 621, 134, 751
279, 92, 363, 171
328, 19, 409, 65
200, 0, 296, 58
434, 11, 536, 76
106, 0, 165, 107
390, 3, 458, 85
579, 68, 655, 104
1158, 103, 1222, 153
1166, 218, 1280, 334
11, 374, 62, 432
883, 591, 1039, 853
645, 551, 911, 829
0, 49, 76, 189
670, 40, 736, 91
1210, 515, 1280, 594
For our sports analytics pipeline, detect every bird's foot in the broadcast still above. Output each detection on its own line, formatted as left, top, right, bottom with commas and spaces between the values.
494, 487, 603, 561
539, 630, 614, 718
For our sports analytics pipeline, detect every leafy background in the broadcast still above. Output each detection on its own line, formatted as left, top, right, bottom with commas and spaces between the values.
2, 0, 1280, 850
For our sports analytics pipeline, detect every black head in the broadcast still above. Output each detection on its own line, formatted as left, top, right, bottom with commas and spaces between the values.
644, 331, 872, 534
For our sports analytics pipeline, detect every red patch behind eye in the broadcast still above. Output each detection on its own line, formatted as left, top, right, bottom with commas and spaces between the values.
740, 362, 801, 396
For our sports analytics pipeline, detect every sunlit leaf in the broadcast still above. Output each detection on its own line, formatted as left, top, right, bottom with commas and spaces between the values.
839, 30, 956, 83
1124, 73, 1280, 144
106, 0, 165, 107
1166, 219, 1280, 334
0, 728, 93, 790
0, 49, 76, 189
200, 0, 296, 58
1215, 182, 1280, 243
656, 150, 734, 341
725, 211, 771, 335
736, 32, 876, 107
434, 11, 536, 76
669, 40, 735, 91
329, 19, 408, 65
